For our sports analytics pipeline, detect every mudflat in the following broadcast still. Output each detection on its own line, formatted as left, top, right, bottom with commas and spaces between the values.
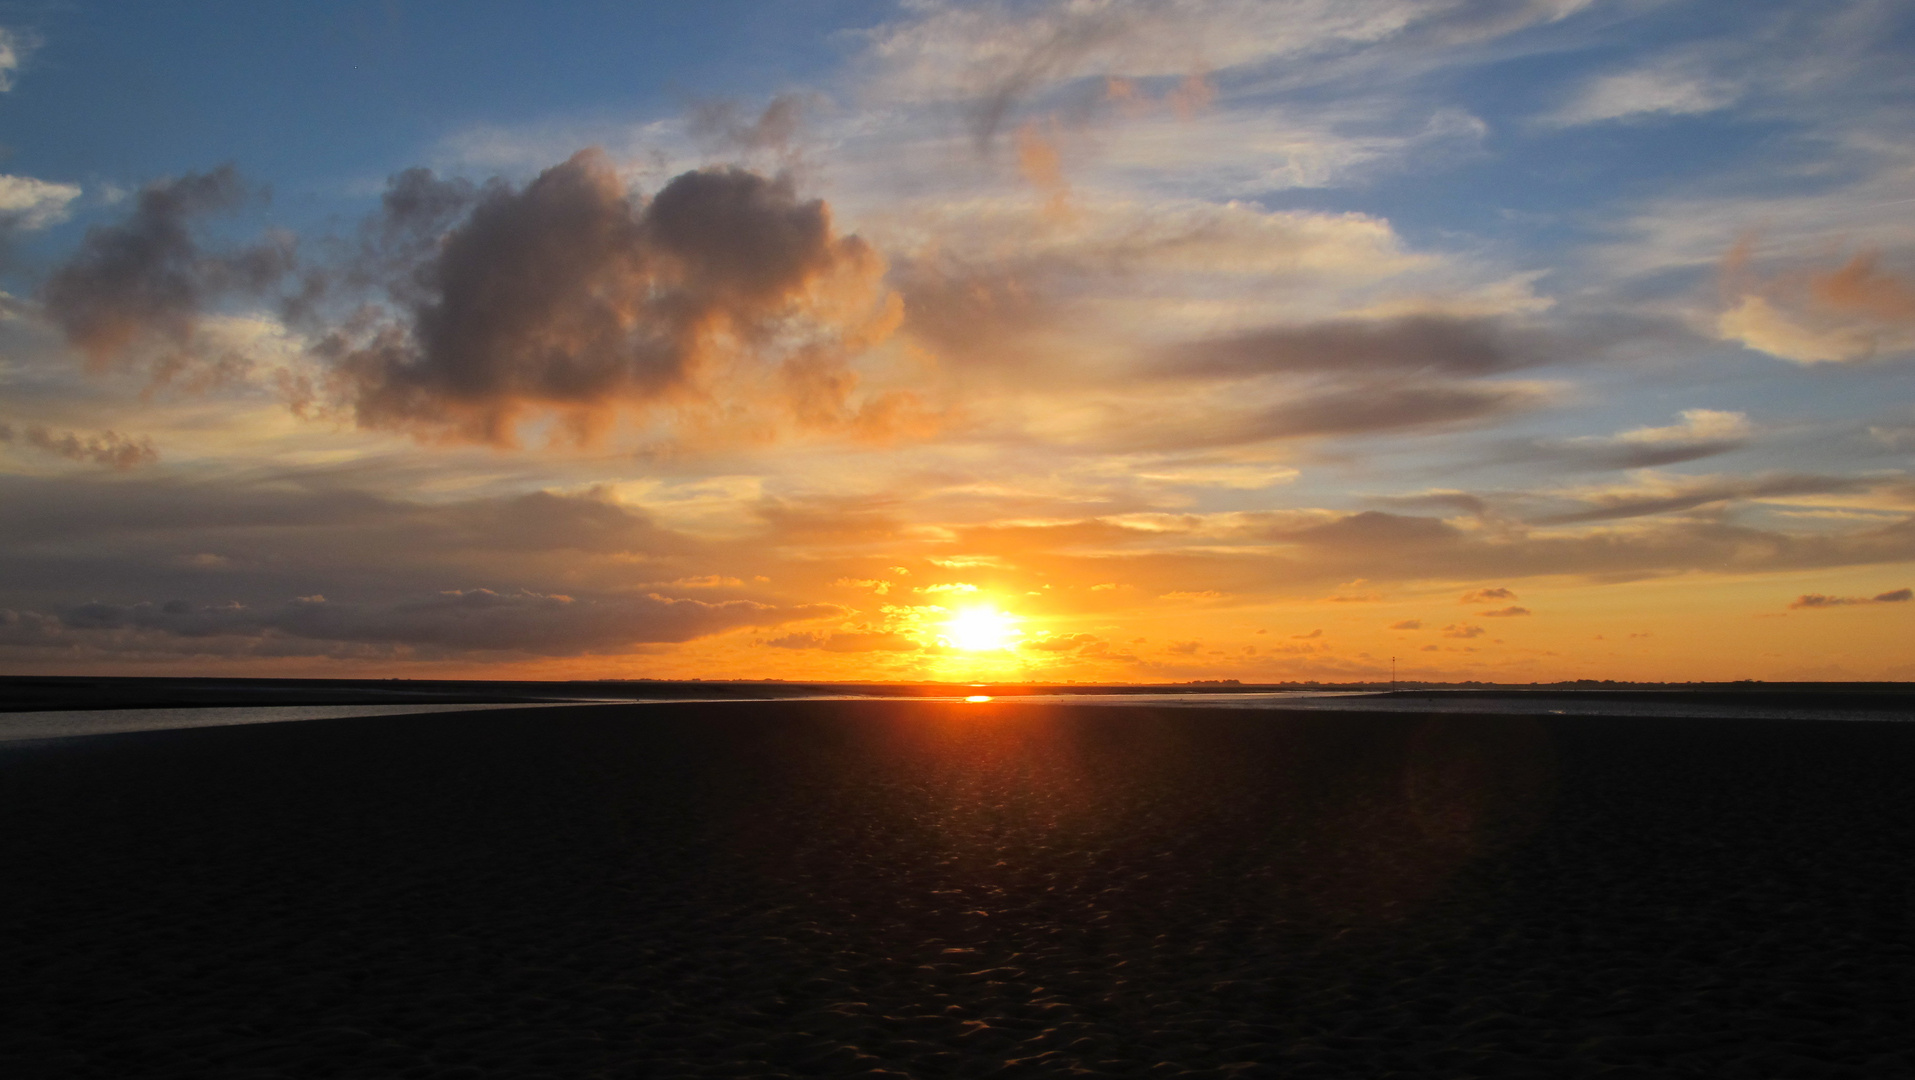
1, 701, 1908, 1079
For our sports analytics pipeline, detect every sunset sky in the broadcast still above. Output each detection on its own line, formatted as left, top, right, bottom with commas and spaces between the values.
2, 0, 1913, 683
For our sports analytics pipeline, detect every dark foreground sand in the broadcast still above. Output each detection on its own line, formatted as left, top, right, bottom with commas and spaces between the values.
1, 702, 1909, 1079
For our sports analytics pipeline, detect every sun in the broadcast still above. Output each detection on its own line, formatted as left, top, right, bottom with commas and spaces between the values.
942, 606, 1019, 652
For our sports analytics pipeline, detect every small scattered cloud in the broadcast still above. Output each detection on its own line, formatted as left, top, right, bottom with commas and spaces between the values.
1460, 587, 1516, 604
0, 423, 158, 469
1159, 589, 1225, 601
1023, 632, 1099, 652
916, 582, 979, 594
0, 27, 37, 92
1478, 605, 1531, 617
0, 174, 83, 230
666, 575, 744, 588
1441, 623, 1485, 639
1788, 588, 1911, 609
1388, 619, 1422, 630
763, 629, 921, 652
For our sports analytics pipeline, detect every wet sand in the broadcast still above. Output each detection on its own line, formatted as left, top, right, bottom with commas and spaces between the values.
1, 701, 1909, 1078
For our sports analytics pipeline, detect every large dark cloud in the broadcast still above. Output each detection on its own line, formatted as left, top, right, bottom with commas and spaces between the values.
40, 165, 293, 366
40, 152, 894, 446
0, 474, 836, 661
337, 151, 889, 443
0, 475, 684, 611
22, 588, 801, 657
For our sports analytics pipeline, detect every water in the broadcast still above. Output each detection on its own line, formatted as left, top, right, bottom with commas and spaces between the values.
0, 702, 592, 744
4, 688, 1908, 745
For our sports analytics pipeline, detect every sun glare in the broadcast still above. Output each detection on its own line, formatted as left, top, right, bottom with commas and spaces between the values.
943, 606, 1018, 652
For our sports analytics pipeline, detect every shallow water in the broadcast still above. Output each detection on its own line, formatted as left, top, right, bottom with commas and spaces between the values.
8, 686, 1911, 744
926, 690, 1915, 722
0, 701, 595, 744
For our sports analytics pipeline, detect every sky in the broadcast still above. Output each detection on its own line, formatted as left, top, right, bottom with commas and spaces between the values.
2, 0, 1913, 684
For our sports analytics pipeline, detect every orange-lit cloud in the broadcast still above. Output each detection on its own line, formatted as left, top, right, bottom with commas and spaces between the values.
1718, 241, 1915, 363
1015, 121, 1073, 220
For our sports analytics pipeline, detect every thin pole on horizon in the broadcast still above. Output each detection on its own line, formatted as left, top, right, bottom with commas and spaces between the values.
1391, 656, 1395, 693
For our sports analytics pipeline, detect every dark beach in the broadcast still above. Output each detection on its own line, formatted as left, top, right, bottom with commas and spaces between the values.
2, 701, 1910, 1079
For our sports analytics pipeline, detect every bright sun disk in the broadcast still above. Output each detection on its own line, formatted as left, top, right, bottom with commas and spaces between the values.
943, 606, 1017, 651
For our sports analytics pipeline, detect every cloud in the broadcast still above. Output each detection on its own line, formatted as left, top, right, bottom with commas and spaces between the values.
1159, 314, 1536, 379
1023, 632, 1099, 652
1389, 619, 1422, 630
334, 152, 896, 444
1286, 511, 1461, 549
1441, 623, 1485, 638
687, 94, 808, 158
861, 0, 1593, 152
40, 165, 294, 367
916, 582, 979, 594
1812, 250, 1915, 323
1367, 491, 1490, 518
0, 423, 158, 469
1460, 587, 1516, 603
0, 26, 36, 92
1550, 65, 1739, 126
1718, 245, 1915, 364
6, 587, 828, 659
1135, 382, 1540, 450
0, 472, 858, 661
1511, 410, 1754, 472
1534, 472, 1865, 525
1016, 121, 1074, 218
1788, 588, 1911, 609
42, 153, 905, 449
764, 629, 921, 652
1478, 605, 1530, 617
1718, 295, 1880, 364
0, 174, 82, 231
